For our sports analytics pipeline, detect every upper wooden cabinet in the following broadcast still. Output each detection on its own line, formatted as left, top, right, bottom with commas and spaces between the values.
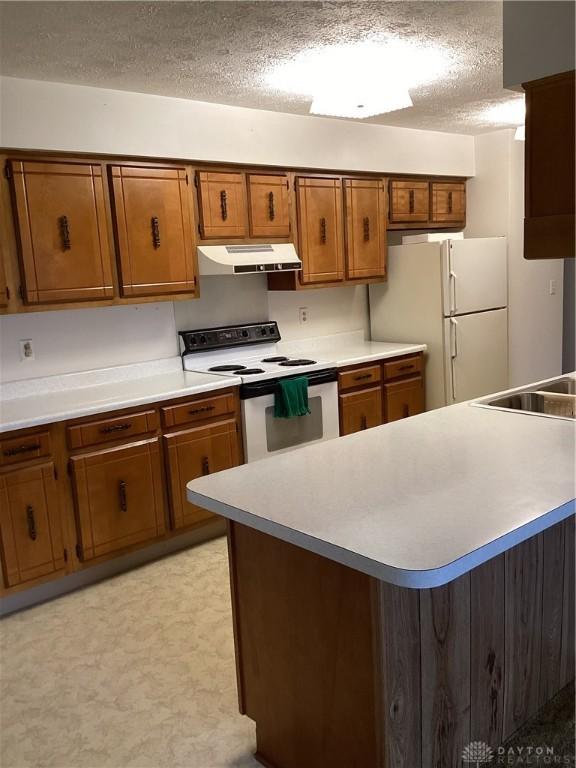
7, 160, 113, 304
0, 463, 65, 587
523, 70, 575, 259
247, 174, 290, 238
431, 181, 466, 224
344, 179, 387, 280
389, 180, 429, 224
70, 437, 166, 561
196, 170, 247, 239
109, 165, 197, 297
296, 177, 344, 284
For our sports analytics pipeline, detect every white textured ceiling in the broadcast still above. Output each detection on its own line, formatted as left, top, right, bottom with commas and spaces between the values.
0, 1, 522, 135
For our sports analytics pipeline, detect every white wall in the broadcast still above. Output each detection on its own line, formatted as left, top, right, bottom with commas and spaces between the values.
465, 130, 564, 387
0, 77, 474, 177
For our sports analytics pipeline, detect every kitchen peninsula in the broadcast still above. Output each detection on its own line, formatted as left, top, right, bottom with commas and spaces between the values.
187, 376, 576, 768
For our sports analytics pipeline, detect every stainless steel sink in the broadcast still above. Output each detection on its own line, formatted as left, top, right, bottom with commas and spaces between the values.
473, 376, 576, 420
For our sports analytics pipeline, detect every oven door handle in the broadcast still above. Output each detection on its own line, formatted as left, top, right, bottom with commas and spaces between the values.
240, 369, 338, 400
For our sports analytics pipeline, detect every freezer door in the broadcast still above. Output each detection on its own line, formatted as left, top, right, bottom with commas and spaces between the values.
443, 309, 509, 404
442, 237, 507, 316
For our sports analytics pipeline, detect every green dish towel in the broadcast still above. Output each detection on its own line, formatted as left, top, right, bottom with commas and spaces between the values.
274, 376, 311, 418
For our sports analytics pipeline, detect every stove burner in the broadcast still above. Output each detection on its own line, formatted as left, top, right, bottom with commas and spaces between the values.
261, 356, 289, 363
278, 359, 317, 367
208, 364, 247, 372
242, 368, 265, 375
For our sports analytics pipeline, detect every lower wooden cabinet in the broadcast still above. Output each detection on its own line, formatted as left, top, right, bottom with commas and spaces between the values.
0, 463, 65, 587
70, 438, 166, 561
384, 376, 425, 422
339, 386, 383, 436
165, 419, 241, 529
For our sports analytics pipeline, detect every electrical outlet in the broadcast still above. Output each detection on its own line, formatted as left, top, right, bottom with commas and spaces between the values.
299, 307, 308, 324
549, 279, 557, 296
19, 339, 35, 361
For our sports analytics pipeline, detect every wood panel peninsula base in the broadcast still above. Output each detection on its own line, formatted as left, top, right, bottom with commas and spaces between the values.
226, 518, 575, 768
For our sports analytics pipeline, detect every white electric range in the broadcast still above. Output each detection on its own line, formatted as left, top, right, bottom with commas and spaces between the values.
179, 322, 339, 462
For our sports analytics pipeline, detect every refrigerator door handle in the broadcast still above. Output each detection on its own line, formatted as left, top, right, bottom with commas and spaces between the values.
450, 318, 458, 401
449, 270, 458, 314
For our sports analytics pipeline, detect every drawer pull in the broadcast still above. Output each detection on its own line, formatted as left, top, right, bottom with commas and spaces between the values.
220, 190, 228, 221
189, 405, 216, 416
354, 373, 373, 381
403, 404, 410, 419
100, 423, 132, 434
363, 216, 370, 242
59, 215, 71, 250
409, 190, 415, 214
26, 505, 37, 541
151, 216, 161, 249
119, 480, 128, 512
360, 415, 367, 431
320, 217, 327, 244
3, 443, 41, 457
202, 456, 210, 475
268, 191, 275, 221
398, 364, 415, 372
448, 191, 453, 214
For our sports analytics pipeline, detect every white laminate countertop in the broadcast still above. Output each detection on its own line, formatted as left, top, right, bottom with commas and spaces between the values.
0, 358, 241, 433
278, 331, 426, 368
188, 375, 576, 589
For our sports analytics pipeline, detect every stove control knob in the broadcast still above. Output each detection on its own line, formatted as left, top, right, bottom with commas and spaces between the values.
199, 335, 207, 344
258, 265, 264, 271
242, 330, 249, 338
276, 264, 283, 270
190, 337, 197, 345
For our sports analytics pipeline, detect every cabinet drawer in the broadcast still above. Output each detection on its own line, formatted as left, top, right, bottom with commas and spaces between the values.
0, 432, 51, 467
383, 355, 423, 381
338, 365, 382, 392
161, 392, 236, 429
339, 386, 383, 436
67, 410, 159, 450
384, 377, 425, 422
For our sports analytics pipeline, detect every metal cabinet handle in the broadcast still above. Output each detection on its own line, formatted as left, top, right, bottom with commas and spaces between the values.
189, 405, 216, 416
119, 480, 128, 512
354, 373, 372, 381
3, 443, 41, 457
220, 190, 228, 221
151, 217, 161, 249
398, 364, 415, 372
26, 505, 37, 541
363, 217, 370, 242
409, 190, 415, 214
202, 456, 210, 475
402, 404, 410, 418
101, 422, 131, 434
448, 191, 453, 214
360, 415, 367, 430
320, 217, 327, 244
268, 191, 275, 221
59, 216, 71, 250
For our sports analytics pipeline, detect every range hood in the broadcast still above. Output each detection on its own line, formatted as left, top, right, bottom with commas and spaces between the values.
197, 244, 301, 276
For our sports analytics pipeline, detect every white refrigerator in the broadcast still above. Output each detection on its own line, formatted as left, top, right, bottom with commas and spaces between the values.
369, 237, 508, 409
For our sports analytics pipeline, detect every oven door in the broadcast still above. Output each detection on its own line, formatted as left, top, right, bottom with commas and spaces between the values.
241, 371, 339, 463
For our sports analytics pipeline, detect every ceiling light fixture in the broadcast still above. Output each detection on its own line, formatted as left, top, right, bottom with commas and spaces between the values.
481, 97, 526, 127
265, 40, 451, 120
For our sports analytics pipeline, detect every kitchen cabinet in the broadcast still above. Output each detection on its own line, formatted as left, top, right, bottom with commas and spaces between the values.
165, 418, 241, 529
109, 164, 197, 297
70, 438, 166, 561
523, 70, 575, 259
247, 174, 290, 238
296, 177, 344, 284
339, 386, 382, 436
7, 160, 113, 304
344, 179, 387, 280
389, 180, 430, 224
0, 463, 65, 587
196, 171, 247, 239
0, 252, 8, 308
431, 181, 466, 224
383, 376, 425, 422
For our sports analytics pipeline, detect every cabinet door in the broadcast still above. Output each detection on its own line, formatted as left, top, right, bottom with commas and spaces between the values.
197, 171, 247, 239
389, 180, 430, 224
384, 376, 424, 422
70, 438, 166, 561
165, 419, 241, 529
344, 179, 387, 279
0, 463, 65, 587
247, 174, 290, 238
110, 165, 197, 297
431, 182, 466, 224
8, 160, 113, 304
339, 386, 382, 436
297, 177, 344, 284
